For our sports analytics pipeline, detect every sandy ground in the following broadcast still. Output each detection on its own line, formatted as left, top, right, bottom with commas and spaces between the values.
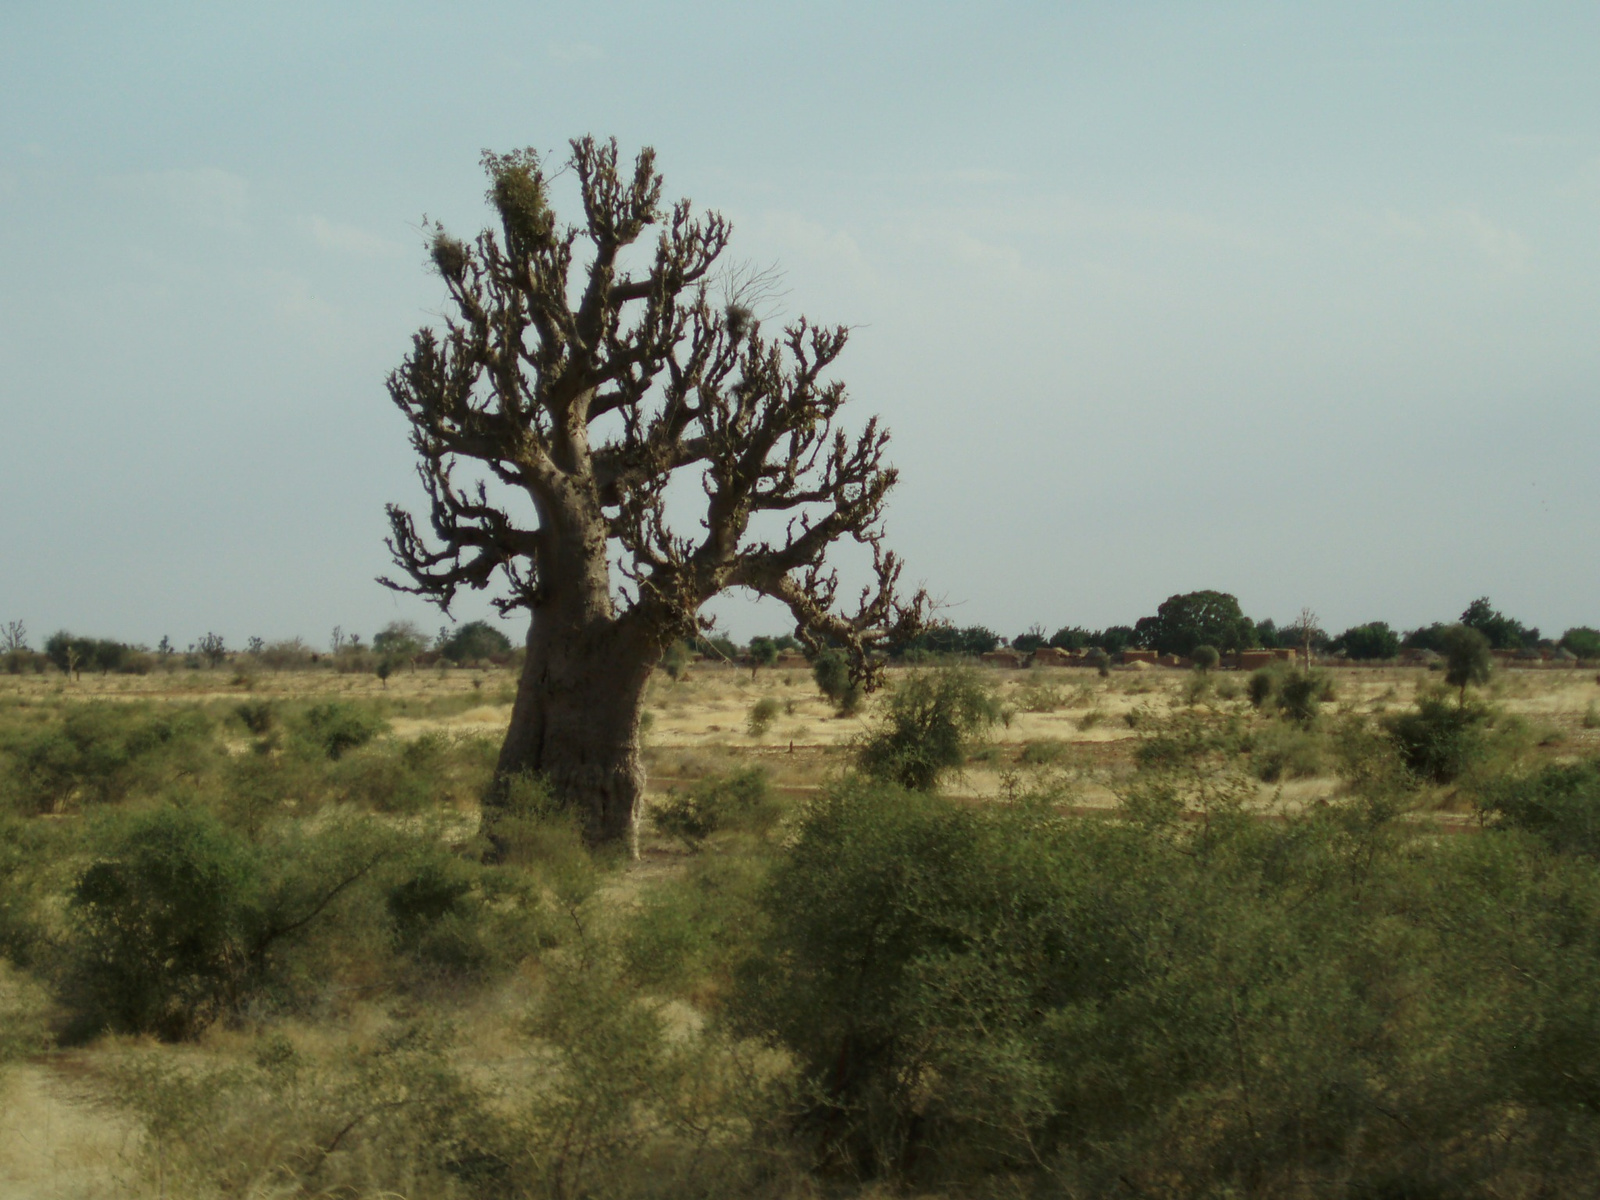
0, 1061, 142, 1200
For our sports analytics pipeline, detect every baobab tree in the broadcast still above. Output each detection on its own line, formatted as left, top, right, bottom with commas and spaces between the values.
383, 137, 923, 848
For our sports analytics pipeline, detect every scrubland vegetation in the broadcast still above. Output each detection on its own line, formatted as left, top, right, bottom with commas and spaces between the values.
2, 653, 1600, 1199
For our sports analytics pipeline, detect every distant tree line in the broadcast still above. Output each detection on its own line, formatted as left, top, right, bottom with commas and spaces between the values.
6, 595, 1598, 681
0, 618, 523, 678
882, 593, 1599, 665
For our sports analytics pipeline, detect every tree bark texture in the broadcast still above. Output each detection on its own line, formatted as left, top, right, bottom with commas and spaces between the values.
493, 588, 655, 849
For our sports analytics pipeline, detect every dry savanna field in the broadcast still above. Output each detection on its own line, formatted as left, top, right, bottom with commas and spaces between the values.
3, 656, 1600, 1198
3, 655, 1595, 809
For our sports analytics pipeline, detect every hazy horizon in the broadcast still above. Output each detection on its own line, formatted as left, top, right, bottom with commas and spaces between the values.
4, 3, 1598, 650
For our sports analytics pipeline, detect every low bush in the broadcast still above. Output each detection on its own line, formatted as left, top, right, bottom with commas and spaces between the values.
1249, 721, 1328, 781
857, 667, 998, 791
294, 701, 386, 760
234, 698, 275, 734
57, 803, 523, 1040
1019, 738, 1067, 765
1385, 694, 1492, 784
746, 695, 781, 737
102, 1023, 498, 1199
730, 771, 1600, 1193
1247, 666, 1280, 709
623, 851, 768, 997
1014, 681, 1067, 712
651, 768, 780, 849
1277, 670, 1333, 727
1480, 759, 1600, 857
0, 702, 215, 813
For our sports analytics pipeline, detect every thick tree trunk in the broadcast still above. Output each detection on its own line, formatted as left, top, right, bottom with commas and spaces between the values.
485, 576, 658, 852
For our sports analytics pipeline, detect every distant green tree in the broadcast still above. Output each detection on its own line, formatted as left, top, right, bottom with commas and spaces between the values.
1191, 645, 1220, 673
1048, 625, 1093, 651
197, 632, 227, 668
1402, 623, 1449, 654
1096, 625, 1136, 655
747, 635, 795, 673
1253, 618, 1283, 649
1560, 627, 1600, 660
374, 621, 427, 658
1441, 624, 1492, 703
1011, 625, 1049, 653
690, 634, 739, 661
890, 625, 1000, 660
45, 632, 131, 676
1134, 591, 1256, 657
437, 620, 513, 664
1333, 622, 1401, 661
1461, 597, 1538, 650
374, 620, 427, 678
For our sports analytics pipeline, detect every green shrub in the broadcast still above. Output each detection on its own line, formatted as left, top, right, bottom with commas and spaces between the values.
1191, 644, 1220, 672
1015, 681, 1067, 712
102, 1023, 497, 1200
295, 701, 386, 759
1249, 722, 1328, 782
1480, 759, 1600, 857
746, 695, 781, 737
1277, 670, 1332, 727
1247, 666, 1280, 709
385, 848, 538, 980
0, 813, 67, 969
1133, 708, 1248, 770
58, 805, 484, 1039
234, 698, 275, 734
1385, 694, 1491, 784
651, 768, 779, 849
0, 702, 215, 813
1019, 739, 1067, 765
329, 744, 439, 813
731, 776, 1405, 1187
857, 667, 998, 791
623, 852, 767, 996
64, 805, 266, 1040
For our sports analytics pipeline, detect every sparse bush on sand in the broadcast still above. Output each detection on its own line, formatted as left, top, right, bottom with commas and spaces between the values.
857, 666, 999, 791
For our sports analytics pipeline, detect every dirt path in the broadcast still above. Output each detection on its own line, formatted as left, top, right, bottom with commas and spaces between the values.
0, 1061, 141, 1200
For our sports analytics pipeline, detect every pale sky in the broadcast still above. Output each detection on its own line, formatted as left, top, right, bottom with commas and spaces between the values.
3, 2, 1598, 650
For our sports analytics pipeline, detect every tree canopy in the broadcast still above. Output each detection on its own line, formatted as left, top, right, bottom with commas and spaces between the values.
1133, 591, 1256, 657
